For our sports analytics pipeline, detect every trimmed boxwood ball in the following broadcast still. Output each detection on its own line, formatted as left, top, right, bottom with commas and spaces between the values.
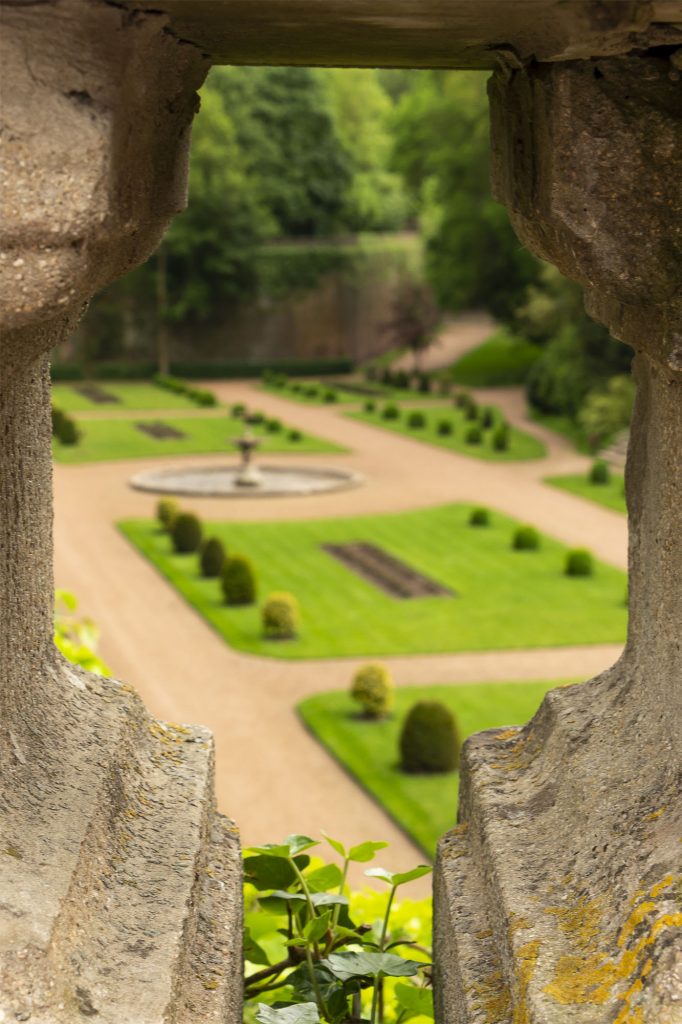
364, 400, 376, 414
51, 406, 66, 436
56, 414, 79, 445
407, 411, 426, 429
589, 459, 610, 485
492, 424, 510, 451
157, 498, 180, 531
172, 513, 202, 554
288, 429, 303, 442
266, 418, 282, 433
465, 400, 479, 421
454, 392, 469, 409
481, 407, 495, 429
351, 663, 394, 719
221, 554, 257, 605
382, 403, 400, 420
231, 403, 245, 418
418, 374, 431, 394
323, 390, 338, 403
513, 525, 540, 551
465, 425, 482, 445
437, 419, 453, 436
200, 537, 226, 578
469, 507, 490, 527
565, 548, 594, 577
400, 700, 460, 773
262, 592, 299, 639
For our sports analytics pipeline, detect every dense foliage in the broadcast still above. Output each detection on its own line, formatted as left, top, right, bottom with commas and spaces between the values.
262, 592, 299, 640
200, 537, 226, 578
171, 513, 203, 554
222, 554, 257, 606
244, 833, 432, 1024
54, 589, 109, 676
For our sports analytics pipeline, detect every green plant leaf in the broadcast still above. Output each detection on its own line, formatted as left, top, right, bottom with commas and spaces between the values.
303, 909, 331, 944
347, 841, 388, 863
322, 951, 424, 981
269, 890, 308, 903
365, 865, 432, 888
394, 982, 434, 1018
310, 893, 348, 909
321, 832, 346, 858
305, 863, 344, 893
255, 1003, 320, 1024
244, 927, 271, 967
248, 835, 318, 859
245, 856, 297, 891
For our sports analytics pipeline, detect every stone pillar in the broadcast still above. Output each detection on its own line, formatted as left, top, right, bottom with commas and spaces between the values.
0, 3, 242, 1021
435, 54, 681, 1023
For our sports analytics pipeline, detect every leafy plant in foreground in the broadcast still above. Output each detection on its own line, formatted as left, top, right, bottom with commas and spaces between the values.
244, 834, 432, 1024
54, 589, 110, 676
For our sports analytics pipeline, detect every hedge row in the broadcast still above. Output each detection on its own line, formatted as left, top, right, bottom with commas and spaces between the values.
51, 358, 354, 382
153, 374, 217, 407
156, 500, 299, 637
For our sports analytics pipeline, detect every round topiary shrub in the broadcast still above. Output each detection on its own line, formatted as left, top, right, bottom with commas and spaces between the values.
437, 419, 453, 436
157, 498, 180, 531
200, 537, 226, 578
407, 411, 426, 429
323, 390, 338, 404
262, 592, 299, 639
266, 418, 282, 433
288, 429, 303, 442
172, 513, 202, 554
364, 400, 376, 414
221, 554, 256, 605
481, 407, 495, 429
418, 374, 431, 394
57, 415, 80, 445
248, 411, 264, 425
565, 548, 594, 577
465, 400, 479, 421
231, 403, 245, 418
454, 392, 468, 409
51, 406, 66, 436
589, 459, 610, 485
512, 525, 540, 551
305, 386, 319, 399
382, 403, 400, 421
400, 701, 460, 774
465, 425, 482, 445
469, 507, 490, 527
492, 424, 510, 451
351, 663, 394, 719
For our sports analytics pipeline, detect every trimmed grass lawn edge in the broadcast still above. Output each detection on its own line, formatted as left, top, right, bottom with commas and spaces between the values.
297, 700, 435, 859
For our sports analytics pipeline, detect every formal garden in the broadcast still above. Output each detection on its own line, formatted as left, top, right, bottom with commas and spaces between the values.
120, 501, 627, 659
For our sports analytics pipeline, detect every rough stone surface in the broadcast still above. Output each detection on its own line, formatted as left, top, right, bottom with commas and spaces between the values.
121, 0, 682, 70
435, 55, 682, 1024
0, 3, 242, 1020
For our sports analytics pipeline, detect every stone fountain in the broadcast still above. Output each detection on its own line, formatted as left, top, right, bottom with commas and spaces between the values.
232, 414, 263, 487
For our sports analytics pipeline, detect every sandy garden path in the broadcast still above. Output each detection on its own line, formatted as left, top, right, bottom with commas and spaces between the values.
392, 310, 496, 373
53, 381, 627, 881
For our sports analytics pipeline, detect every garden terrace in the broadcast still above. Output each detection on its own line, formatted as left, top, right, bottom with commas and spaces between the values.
120, 504, 627, 659
1, 3, 680, 1022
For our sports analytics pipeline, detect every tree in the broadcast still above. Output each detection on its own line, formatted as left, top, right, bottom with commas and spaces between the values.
391, 71, 540, 322
162, 81, 274, 322
212, 66, 352, 237
381, 278, 440, 370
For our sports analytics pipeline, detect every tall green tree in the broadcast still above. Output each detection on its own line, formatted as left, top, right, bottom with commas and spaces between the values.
212, 66, 353, 237
391, 71, 540, 322
162, 83, 273, 322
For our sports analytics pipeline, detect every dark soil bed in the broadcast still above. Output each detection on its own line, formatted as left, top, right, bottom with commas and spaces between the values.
323, 542, 453, 599
75, 384, 120, 404
135, 421, 186, 440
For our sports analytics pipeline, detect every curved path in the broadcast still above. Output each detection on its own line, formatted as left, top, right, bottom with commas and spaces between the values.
53, 382, 627, 882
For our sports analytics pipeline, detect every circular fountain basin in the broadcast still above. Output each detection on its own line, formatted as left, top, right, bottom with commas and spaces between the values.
130, 464, 363, 498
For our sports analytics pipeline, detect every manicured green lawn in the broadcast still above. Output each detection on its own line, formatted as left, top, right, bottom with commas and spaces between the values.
52, 381, 202, 412
545, 473, 627, 514
446, 329, 542, 387
120, 503, 627, 659
298, 680, 576, 855
53, 416, 344, 464
529, 410, 592, 453
349, 404, 546, 461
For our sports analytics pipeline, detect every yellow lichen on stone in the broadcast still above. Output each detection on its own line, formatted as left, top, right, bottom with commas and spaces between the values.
644, 806, 666, 822
511, 939, 540, 1024
543, 872, 682, 1011
470, 969, 511, 1024
496, 728, 520, 741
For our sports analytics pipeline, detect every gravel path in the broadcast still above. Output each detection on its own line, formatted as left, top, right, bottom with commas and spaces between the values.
53, 380, 627, 880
